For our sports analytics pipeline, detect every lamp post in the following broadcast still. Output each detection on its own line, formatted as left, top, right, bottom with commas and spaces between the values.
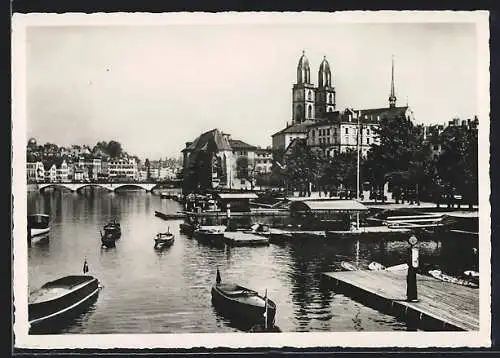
406, 234, 419, 302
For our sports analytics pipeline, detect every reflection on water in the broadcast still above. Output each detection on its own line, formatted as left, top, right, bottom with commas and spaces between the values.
26, 189, 478, 333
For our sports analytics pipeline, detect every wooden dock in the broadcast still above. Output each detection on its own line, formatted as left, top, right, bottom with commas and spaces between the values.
265, 226, 410, 243
179, 209, 289, 217
224, 231, 270, 246
154, 210, 186, 220
323, 270, 479, 331
326, 226, 411, 239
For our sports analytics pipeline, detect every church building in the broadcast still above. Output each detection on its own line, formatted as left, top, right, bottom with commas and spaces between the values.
272, 52, 414, 156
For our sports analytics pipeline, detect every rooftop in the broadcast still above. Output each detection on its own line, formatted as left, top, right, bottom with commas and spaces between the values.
289, 199, 369, 212
272, 120, 316, 137
183, 128, 232, 153
229, 139, 257, 150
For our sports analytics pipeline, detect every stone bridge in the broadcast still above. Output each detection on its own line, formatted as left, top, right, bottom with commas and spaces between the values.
38, 182, 159, 193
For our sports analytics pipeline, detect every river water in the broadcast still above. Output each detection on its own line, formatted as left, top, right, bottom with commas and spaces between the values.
27, 189, 478, 334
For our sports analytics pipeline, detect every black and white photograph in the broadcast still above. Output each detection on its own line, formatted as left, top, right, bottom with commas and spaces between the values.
12, 11, 490, 349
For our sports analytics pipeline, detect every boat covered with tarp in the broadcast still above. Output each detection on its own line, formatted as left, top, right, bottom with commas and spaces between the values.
29, 274, 100, 332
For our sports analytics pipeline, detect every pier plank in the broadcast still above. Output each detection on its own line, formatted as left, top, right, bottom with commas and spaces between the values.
323, 270, 479, 331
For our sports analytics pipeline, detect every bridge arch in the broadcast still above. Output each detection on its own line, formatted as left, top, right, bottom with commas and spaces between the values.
74, 183, 113, 193
39, 183, 76, 192
111, 183, 157, 192
39, 182, 159, 193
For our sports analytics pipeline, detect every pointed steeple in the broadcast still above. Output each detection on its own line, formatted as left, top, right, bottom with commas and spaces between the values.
297, 50, 311, 84
389, 55, 397, 108
318, 55, 331, 88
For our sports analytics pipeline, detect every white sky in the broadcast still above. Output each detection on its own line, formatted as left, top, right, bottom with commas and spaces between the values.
26, 17, 478, 160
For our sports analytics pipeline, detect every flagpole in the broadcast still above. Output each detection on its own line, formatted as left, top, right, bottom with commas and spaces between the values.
264, 289, 268, 330
356, 111, 361, 230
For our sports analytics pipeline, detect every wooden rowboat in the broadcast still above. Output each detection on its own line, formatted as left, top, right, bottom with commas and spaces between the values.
211, 269, 277, 328
29, 275, 100, 332
385, 263, 409, 272
103, 219, 121, 238
28, 214, 50, 243
428, 269, 479, 288
368, 261, 386, 271
341, 261, 358, 271
100, 232, 116, 248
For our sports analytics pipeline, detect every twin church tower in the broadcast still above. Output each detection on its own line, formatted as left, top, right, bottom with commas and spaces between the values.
292, 51, 337, 124
291, 51, 397, 125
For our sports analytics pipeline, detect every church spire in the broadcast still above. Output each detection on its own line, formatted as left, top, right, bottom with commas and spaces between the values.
389, 55, 397, 108
297, 50, 311, 84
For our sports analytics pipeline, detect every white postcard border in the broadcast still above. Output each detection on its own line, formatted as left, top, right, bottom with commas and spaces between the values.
12, 11, 491, 349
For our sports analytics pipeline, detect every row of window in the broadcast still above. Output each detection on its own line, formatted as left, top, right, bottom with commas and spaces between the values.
312, 126, 372, 137
317, 137, 372, 145
304, 90, 334, 103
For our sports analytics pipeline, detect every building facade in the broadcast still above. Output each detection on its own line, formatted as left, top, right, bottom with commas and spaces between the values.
306, 107, 413, 158
108, 158, 138, 181
254, 147, 273, 174
182, 129, 272, 192
27, 161, 45, 182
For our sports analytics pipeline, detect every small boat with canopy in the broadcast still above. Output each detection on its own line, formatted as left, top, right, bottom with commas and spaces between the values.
154, 228, 175, 249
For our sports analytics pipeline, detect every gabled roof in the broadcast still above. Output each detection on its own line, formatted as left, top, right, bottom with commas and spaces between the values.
229, 139, 257, 150
255, 147, 272, 153
272, 120, 315, 137
309, 107, 410, 128
184, 129, 232, 153
353, 106, 409, 122
217, 193, 259, 200
290, 199, 368, 212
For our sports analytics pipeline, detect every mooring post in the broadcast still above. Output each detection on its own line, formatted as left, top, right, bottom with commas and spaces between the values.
406, 234, 419, 302
226, 203, 231, 230
27, 220, 32, 247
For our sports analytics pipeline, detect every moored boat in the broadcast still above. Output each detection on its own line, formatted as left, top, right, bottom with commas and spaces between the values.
154, 230, 175, 249
385, 263, 409, 272
211, 269, 277, 328
464, 270, 479, 278
179, 215, 199, 235
428, 269, 479, 288
368, 261, 386, 271
103, 219, 121, 238
100, 230, 116, 248
340, 261, 358, 271
28, 214, 50, 242
179, 222, 196, 234
194, 225, 226, 246
28, 274, 100, 332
